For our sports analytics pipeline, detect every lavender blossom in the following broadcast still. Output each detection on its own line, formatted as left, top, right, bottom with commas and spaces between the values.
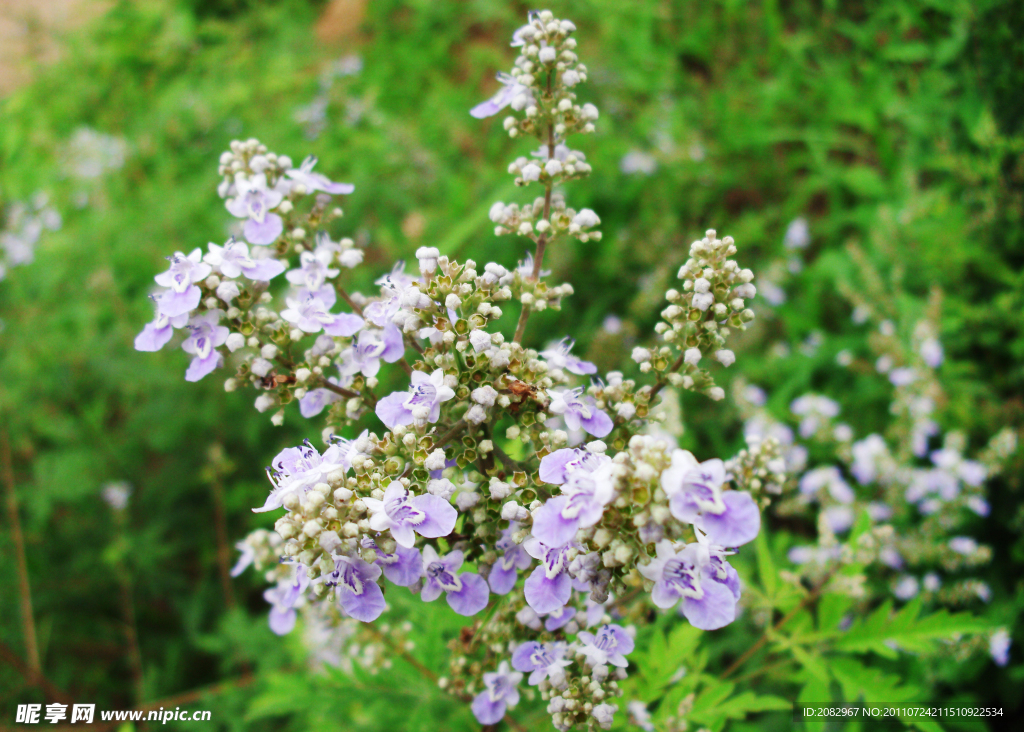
420, 547, 490, 616
531, 462, 615, 547
547, 387, 613, 438
225, 173, 284, 245
298, 374, 352, 418
254, 440, 351, 513
286, 156, 355, 195
338, 326, 405, 377
361, 538, 423, 587
540, 337, 597, 375
181, 311, 230, 381
154, 248, 211, 318
661, 450, 760, 547
512, 641, 572, 686
281, 294, 364, 336
363, 484, 458, 548
204, 238, 285, 280
470, 72, 531, 119
523, 539, 574, 614
539, 447, 610, 485
134, 308, 188, 352
264, 568, 309, 635
488, 522, 534, 595
286, 249, 340, 292
322, 555, 386, 622
470, 661, 522, 725
576, 624, 634, 668
638, 539, 741, 630
375, 369, 456, 429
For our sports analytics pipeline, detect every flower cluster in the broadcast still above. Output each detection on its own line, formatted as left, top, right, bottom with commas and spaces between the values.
0, 193, 62, 283
139, 12, 772, 730
736, 270, 1016, 614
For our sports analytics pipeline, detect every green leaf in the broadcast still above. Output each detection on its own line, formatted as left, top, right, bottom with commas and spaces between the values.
835, 598, 990, 657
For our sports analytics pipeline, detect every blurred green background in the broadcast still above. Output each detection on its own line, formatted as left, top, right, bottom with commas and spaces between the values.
1, 0, 1022, 729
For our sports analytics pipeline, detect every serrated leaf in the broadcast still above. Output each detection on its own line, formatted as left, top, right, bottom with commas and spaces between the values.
835, 598, 989, 657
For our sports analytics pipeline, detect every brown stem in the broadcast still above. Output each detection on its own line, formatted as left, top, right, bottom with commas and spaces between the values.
114, 510, 146, 704
432, 419, 468, 450
1, 427, 40, 679
0, 641, 72, 705
720, 564, 840, 679
209, 473, 235, 610
320, 378, 378, 408
512, 121, 556, 346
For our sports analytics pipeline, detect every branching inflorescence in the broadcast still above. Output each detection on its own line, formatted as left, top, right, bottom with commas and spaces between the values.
136, 11, 770, 729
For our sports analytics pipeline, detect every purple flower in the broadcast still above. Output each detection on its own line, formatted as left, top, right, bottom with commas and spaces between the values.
154, 248, 211, 318
361, 538, 423, 587
470, 72, 531, 119
539, 447, 610, 485
639, 538, 741, 631
298, 374, 353, 418
576, 624, 634, 668
531, 463, 615, 547
488, 522, 534, 595
281, 295, 364, 336
544, 605, 576, 631
263, 567, 310, 635
135, 307, 188, 352
470, 661, 522, 725
225, 173, 284, 245
799, 466, 855, 504
363, 484, 458, 548
375, 369, 455, 429
181, 311, 230, 382
286, 250, 340, 292
204, 238, 285, 281
523, 539, 574, 614
339, 325, 405, 377
540, 337, 597, 375
512, 641, 572, 686
286, 156, 355, 195
254, 440, 352, 513
920, 337, 943, 369
547, 388, 613, 438
420, 547, 490, 617
990, 629, 1011, 667
662, 450, 759, 547
322, 555, 386, 622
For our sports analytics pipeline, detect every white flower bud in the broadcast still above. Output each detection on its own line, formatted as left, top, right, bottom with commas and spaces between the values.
424, 448, 447, 471
445, 293, 462, 310
544, 159, 563, 176
226, 333, 246, 352
683, 348, 702, 366
538, 46, 557, 63
715, 349, 736, 367
251, 358, 273, 377
521, 163, 541, 182
261, 344, 279, 360
581, 103, 599, 120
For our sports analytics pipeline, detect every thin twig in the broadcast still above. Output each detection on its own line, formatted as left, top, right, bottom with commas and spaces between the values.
1, 428, 40, 678
512, 115, 556, 346
0, 641, 72, 705
433, 419, 468, 450
208, 464, 235, 610
114, 510, 146, 704
721, 564, 840, 679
